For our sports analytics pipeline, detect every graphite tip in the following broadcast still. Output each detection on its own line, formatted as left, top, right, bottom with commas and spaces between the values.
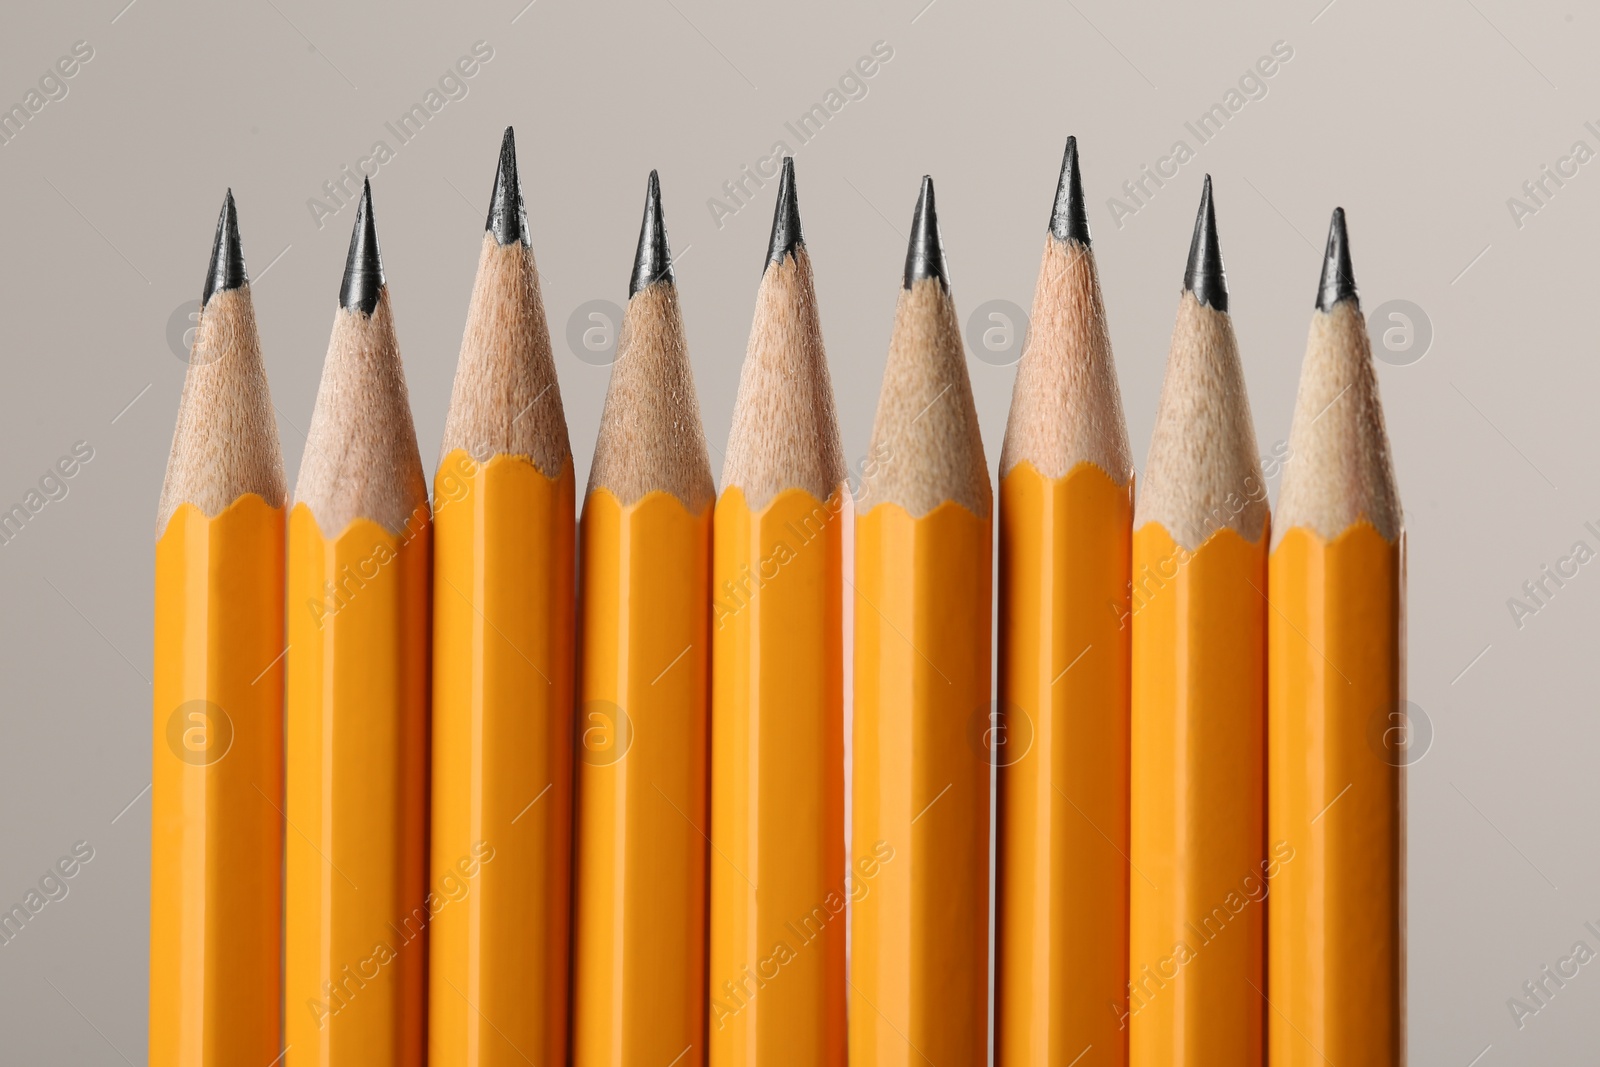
765, 157, 804, 270
1183, 174, 1227, 313
629, 170, 673, 297
339, 179, 384, 315
904, 175, 949, 291
202, 189, 247, 307
486, 126, 530, 247
1315, 206, 1357, 312
1048, 136, 1090, 245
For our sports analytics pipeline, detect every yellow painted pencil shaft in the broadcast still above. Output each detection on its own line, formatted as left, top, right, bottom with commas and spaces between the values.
1268, 524, 1403, 1065
285, 504, 431, 1067
997, 462, 1131, 1066
852, 500, 991, 1066
151, 496, 285, 1066
1128, 524, 1267, 1066
572, 488, 711, 1065
708, 486, 846, 1064
430, 450, 575, 1066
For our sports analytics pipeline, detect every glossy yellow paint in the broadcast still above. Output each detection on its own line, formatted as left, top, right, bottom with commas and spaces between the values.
708, 486, 846, 1065
430, 451, 575, 1066
997, 462, 1132, 1066
285, 503, 431, 1067
852, 500, 992, 1066
151, 495, 284, 1067
1129, 524, 1266, 1067
572, 487, 711, 1065
1268, 523, 1403, 1066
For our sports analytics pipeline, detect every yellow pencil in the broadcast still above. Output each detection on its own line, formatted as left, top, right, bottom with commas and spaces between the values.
1128, 177, 1268, 1066
572, 170, 715, 1065
851, 175, 992, 1066
1268, 208, 1404, 1065
430, 127, 575, 1066
709, 158, 849, 1064
997, 138, 1133, 1066
285, 179, 431, 1066
151, 190, 287, 1067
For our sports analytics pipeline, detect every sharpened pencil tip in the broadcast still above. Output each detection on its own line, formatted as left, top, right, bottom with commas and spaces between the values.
629, 170, 673, 297
904, 175, 949, 291
1048, 136, 1090, 245
486, 126, 530, 247
765, 157, 804, 270
1183, 174, 1227, 312
340, 179, 384, 315
202, 189, 247, 307
1315, 206, 1357, 312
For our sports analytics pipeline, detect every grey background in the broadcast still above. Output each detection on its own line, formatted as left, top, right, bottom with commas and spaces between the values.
0, 0, 1594, 1062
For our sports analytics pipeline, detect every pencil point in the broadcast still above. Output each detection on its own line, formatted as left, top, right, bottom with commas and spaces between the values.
1048, 136, 1090, 245
904, 175, 949, 291
1315, 206, 1357, 312
765, 157, 804, 270
629, 170, 673, 297
202, 189, 247, 307
340, 179, 384, 315
486, 126, 530, 247
1183, 174, 1227, 312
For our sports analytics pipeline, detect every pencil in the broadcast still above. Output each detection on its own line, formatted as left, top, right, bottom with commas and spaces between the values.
430, 127, 575, 1066
1128, 176, 1268, 1066
151, 190, 287, 1067
572, 170, 715, 1065
285, 179, 431, 1066
851, 175, 992, 1065
1268, 208, 1404, 1065
709, 157, 848, 1064
996, 138, 1134, 1066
